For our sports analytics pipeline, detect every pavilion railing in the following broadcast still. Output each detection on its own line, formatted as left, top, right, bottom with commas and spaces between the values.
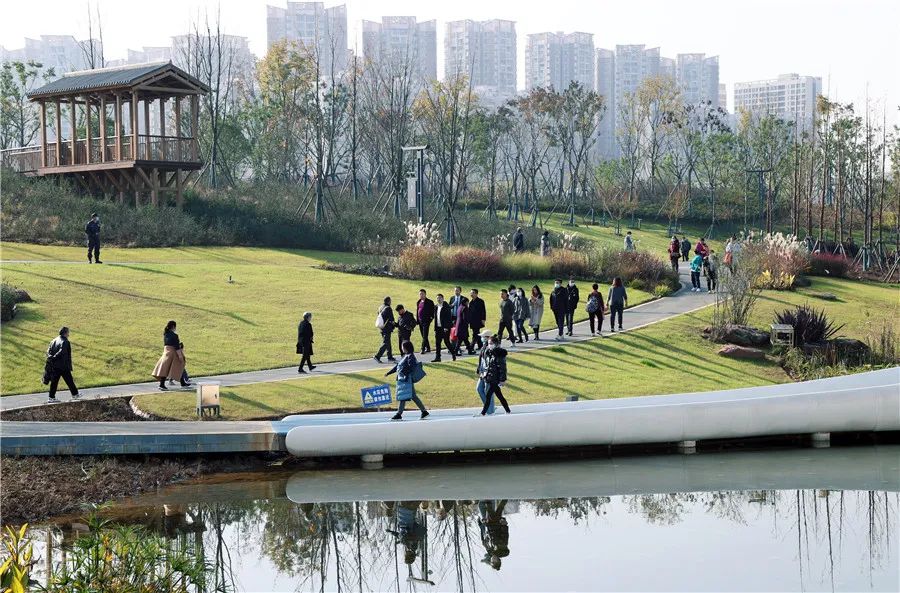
8, 135, 200, 169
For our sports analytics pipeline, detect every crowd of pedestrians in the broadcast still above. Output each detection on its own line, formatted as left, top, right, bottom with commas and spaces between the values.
669, 234, 742, 293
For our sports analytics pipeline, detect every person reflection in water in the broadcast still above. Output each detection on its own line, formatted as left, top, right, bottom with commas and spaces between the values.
391, 501, 427, 568
479, 499, 510, 570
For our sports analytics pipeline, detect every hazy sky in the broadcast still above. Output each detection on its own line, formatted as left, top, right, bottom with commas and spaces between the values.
2, 0, 898, 124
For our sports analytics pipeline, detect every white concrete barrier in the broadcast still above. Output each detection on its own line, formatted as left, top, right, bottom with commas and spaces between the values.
284, 367, 900, 458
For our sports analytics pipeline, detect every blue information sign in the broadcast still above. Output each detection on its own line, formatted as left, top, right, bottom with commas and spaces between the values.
361, 384, 392, 408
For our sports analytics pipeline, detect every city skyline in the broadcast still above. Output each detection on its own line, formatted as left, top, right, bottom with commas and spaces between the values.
1, 0, 897, 125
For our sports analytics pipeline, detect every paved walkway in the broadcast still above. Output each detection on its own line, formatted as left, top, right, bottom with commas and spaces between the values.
0, 269, 717, 412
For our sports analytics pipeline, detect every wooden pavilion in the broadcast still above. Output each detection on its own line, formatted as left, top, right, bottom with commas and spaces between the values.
3, 61, 210, 207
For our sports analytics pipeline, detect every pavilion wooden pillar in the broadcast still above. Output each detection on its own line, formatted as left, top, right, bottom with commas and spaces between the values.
159, 98, 167, 160
85, 96, 92, 165
131, 91, 139, 160
39, 101, 47, 168
175, 170, 183, 209
150, 167, 159, 206
54, 99, 61, 166
174, 97, 182, 161
190, 95, 199, 161
69, 95, 76, 165
143, 98, 151, 160
99, 97, 107, 163
114, 94, 122, 161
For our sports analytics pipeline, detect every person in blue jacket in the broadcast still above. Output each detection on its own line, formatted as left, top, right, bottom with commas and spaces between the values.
386, 340, 430, 421
690, 253, 704, 291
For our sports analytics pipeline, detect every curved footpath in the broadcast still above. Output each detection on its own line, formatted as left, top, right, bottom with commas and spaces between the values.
1, 268, 714, 412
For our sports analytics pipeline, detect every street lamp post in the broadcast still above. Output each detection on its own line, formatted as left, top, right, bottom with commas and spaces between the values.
402, 145, 428, 224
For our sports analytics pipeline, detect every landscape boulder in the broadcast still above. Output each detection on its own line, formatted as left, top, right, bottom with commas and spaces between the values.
718, 345, 767, 360
14, 289, 32, 303
802, 339, 871, 366
812, 292, 838, 301
793, 275, 812, 287
719, 324, 771, 347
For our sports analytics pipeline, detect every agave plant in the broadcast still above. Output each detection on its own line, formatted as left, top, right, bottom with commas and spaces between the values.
774, 305, 845, 346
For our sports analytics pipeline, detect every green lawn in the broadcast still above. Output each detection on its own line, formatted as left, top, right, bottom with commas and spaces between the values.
543, 215, 735, 260
134, 276, 899, 421
0, 242, 652, 395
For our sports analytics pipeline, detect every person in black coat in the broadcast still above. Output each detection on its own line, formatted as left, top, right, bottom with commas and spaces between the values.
549, 279, 568, 340
565, 277, 580, 336
85, 213, 102, 263
296, 312, 315, 373
432, 293, 456, 362
415, 289, 435, 354
468, 289, 487, 350
512, 227, 524, 253
395, 304, 417, 353
478, 335, 511, 415
45, 326, 79, 403
375, 296, 397, 363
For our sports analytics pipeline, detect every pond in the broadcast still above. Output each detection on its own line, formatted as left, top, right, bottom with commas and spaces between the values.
26, 445, 900, 592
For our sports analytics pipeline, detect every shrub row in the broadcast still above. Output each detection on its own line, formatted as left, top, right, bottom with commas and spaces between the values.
807, 252, 859, 278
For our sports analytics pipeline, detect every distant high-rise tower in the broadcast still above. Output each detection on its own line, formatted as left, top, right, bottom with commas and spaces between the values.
676, 53, 719, 107
266, 2, 348, 73
595, 48, 616, 159
445, 19, 516, 106
0, 35, 102, 74
525, 31, 594, 91
718, 83, 727, 111
361, 16, 436, 80
734, 73, 822, 133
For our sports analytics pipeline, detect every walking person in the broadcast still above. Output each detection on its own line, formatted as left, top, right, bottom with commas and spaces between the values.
506, 284, 522, 343
565, 277, 580, 336
44, 326, 80, 403
680, 236, 691, 262
540, 230, 551, 257
449, 286, 464, 324
528, 285, 544, 341
468, 288, 487, 351
586, 283, 605, 336
474, 330, 496, 414
85, 213, 102, 264
152, 320, 190, 390
724, 235, 740, 271
452, 297, 473, 355
690, 253, 704, 291
478, 335, 511, 416
374, 297, 397, 363
296, 312, 316, 373
704, 250, 719, 293
513, 227, 525, 253
497, 289, 516, 346
695, 237, 710, 259
395, 304, 417, 354
433, 293, 456, 362
415, 289, 434, 354
668, 236, 681, 272
549, 279, 568, 340
623, 231, 635, 252
386, 341, 429, 421
514, 287, 530, 343
607, 278, 628, 332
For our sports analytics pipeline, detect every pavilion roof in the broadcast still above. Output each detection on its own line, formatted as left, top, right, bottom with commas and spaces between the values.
27, 61, 210, 99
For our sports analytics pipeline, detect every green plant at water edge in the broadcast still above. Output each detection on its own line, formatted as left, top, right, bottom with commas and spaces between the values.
774, 305, 844, 347
1, 524, 33, 593
43, 512, 207, 593
865, 322, 899, 365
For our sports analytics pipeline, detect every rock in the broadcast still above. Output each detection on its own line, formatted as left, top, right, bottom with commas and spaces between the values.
13, 289, 32, 303
720, 324, 771, 347
812, 292, 838, 301
794, 275, 812, 287
802, 339, 871, 365
718, 345, 767, 360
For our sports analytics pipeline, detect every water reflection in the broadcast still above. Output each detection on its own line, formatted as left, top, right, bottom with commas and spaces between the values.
30, 446, 900, 592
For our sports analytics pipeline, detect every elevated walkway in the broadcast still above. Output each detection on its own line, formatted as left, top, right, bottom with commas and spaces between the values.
2, 367, 896, 457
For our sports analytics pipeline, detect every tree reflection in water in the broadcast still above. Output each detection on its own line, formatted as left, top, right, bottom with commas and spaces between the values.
31, 489, 896, 592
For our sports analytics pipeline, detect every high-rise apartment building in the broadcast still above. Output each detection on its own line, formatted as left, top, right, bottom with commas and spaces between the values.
444, 19, 516, 106
734, 73, 822, 133
362, 16, 437, 80
525, 31, 594, 91
676, 53, 719, 107
719, 83, 727, 112
266, 2, 348, 72
0, 35, 102, 74
595, 48, 616, 159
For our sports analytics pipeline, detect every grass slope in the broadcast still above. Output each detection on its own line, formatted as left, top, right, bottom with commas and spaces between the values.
0, 242, 651, 395
133, 276, 898, 420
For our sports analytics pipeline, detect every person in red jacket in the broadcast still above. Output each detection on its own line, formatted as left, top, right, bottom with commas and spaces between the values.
667, 236, 681, 272
695, 237, 710, 259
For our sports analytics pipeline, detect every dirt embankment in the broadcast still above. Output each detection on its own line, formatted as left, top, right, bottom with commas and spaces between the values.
0, 453, 286, 525
0, 397, 150, 422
